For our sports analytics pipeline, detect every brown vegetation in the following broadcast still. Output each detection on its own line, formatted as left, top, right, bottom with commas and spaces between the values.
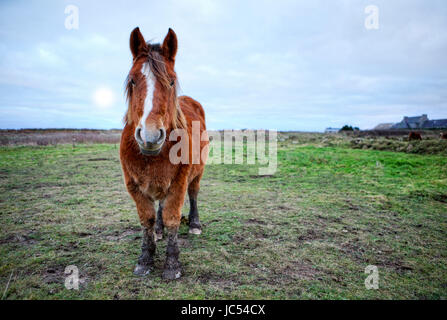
0, 129, 121, 146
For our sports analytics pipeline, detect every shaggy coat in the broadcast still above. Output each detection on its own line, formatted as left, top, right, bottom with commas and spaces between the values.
119, 27, 208, 279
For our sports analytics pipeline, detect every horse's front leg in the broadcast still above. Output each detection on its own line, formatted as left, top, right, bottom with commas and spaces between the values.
134, 225, 156, 275
161, 167, 190, 280
127, 181, 156, 276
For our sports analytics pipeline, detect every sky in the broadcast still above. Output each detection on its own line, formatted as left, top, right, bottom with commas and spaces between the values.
0, 0, 446, 131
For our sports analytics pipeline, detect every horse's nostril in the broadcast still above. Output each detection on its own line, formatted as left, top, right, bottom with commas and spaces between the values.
158, 128, 166, 142
135, 127, 143, 143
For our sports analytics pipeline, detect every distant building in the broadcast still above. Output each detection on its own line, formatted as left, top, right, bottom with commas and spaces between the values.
325, 127, 340, 133
422, 119, 447, 129
374, 123, 394, 130
391, 114, 447, 129
392, 114, 428, 129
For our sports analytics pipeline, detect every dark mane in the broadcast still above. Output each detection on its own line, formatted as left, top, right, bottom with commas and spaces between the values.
124, 42, 186, 129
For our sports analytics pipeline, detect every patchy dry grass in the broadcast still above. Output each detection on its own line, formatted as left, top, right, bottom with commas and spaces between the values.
0, 141, 446, 299
0, 129, 121, 146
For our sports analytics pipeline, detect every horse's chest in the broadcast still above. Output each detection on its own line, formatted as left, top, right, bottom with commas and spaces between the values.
132, 162, 177, 200
139, 177, 170, 200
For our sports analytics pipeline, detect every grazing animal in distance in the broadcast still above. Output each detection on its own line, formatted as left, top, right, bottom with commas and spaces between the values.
440, 132, 447, 140
119, 27, 208, 280
408, 132, 422, 141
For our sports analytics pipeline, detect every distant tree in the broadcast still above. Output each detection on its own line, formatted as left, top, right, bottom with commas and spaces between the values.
354, 127, 360, 131
339, 125, 354, 132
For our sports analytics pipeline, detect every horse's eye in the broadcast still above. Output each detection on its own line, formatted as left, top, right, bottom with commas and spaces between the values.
131, 79, 136, 86
170, 80, 175, 87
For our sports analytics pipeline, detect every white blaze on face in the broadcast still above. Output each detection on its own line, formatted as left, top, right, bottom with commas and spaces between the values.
140, 63, 156, 129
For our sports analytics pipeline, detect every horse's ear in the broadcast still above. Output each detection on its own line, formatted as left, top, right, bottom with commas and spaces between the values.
130, 27, 146, 59
162, 28, 178, 61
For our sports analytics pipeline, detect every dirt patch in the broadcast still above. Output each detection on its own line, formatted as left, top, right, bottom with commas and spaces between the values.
43, 266, 65, 284
344, 199, 360, 211
87, 158, 112, 161
75, 231, 93, 237
297, 229, 327, 241
242, 224, 275, 239
369, 254, 413, 274
102, 227, 141, 241
248, 175, 273, 179
340, 241, 412, 273
232, 233, 245, 244
316, 214, 342, 223
280, 262, 318, 280
432, 193, 447, 203
231, 233, 261, 249
104, 228, 141, 241
277, 205, 295, 211
408, 190, 447, 203
178, 236, 192, 248
245, 218, 266, 225
267, 260, 319, 284
340, 240, 366, 263
202, 218, 221, 226
196, 272, 242, 290
0, 234, 37, 245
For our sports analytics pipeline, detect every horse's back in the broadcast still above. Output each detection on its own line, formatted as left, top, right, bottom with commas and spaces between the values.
179, 95, 206, 126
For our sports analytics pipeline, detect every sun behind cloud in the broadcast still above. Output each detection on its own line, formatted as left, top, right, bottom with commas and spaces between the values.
93, 87, 115, 108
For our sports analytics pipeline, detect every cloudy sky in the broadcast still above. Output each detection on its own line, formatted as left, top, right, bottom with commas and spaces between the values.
0, 0, 446, 131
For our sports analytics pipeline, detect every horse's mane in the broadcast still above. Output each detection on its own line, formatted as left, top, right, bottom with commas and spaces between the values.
124, 42, 186, 130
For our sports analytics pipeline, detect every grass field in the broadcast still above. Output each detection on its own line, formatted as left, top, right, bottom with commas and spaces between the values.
1, 139, 446, 299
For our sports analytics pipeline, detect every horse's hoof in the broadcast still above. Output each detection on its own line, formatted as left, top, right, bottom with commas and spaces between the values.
162, 268, 182, 280
133, 264, 152, 276
154, 232, 163, 241
189, 228, 202, 235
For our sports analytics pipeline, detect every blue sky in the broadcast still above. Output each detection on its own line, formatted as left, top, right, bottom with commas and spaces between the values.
0, 0, 446, 131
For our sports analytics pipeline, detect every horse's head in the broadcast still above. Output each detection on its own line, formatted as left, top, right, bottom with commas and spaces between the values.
125, 27, 185, 155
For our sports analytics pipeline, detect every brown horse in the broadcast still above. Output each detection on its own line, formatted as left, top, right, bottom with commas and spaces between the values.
440, 132, 447, 140
120, 27, 208, 279
408, 132, 422, 141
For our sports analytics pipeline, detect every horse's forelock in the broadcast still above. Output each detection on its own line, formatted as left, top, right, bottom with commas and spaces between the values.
124, 43, 186, 129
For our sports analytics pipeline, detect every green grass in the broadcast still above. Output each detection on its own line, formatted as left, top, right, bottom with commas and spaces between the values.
1, 142, 446, 299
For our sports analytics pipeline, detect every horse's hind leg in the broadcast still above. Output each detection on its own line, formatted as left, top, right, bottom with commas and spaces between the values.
154, 201, 164, 241
188, 175, 202, 235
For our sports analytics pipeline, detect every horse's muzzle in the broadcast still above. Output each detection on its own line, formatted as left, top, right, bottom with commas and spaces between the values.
135, 127, 166, 156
